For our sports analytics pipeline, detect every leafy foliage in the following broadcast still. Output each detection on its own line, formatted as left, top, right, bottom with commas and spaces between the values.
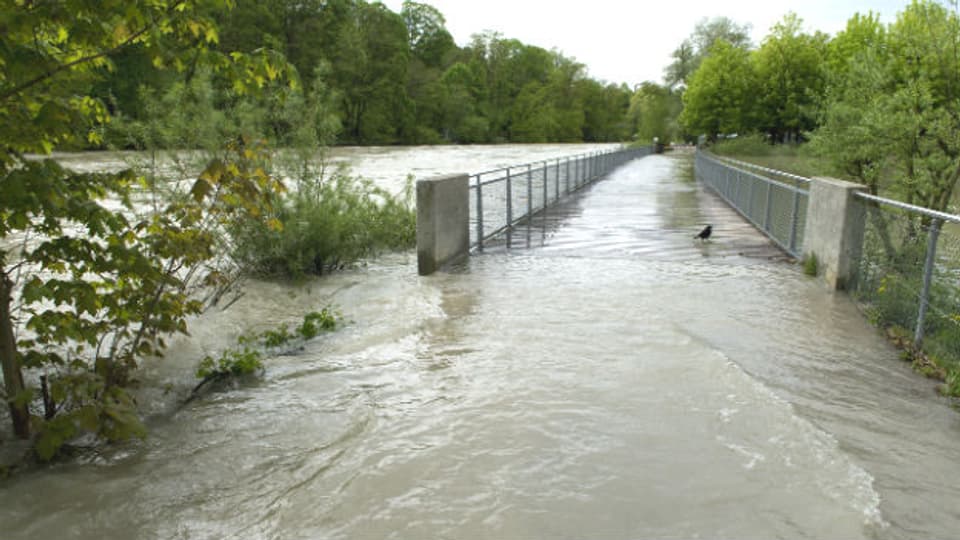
679, 40, 758, 142
298, 308, 339, 340
0, 1, 294, 456
231, 170, 416, 278
753, 14, 829, 143
193, 308, 341, 394
95, 0, 635, 146
664, 17, 753, 89
628, 82, 682, 144
196, 347, 264, 380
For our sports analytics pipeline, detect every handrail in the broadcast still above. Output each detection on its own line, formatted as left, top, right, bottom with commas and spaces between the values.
855, 192, 960, 224
701, 152, 812, 185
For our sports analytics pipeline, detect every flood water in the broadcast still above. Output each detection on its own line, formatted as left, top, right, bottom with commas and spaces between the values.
2, 147, 960, 539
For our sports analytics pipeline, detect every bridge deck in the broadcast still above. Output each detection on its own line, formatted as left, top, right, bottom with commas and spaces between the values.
479, 150, 791, 264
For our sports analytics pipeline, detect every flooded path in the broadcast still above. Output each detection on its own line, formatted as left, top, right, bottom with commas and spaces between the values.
2, 149, 959, 539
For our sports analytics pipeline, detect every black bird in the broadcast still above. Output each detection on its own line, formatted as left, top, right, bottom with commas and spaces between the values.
694, 224, 712, 241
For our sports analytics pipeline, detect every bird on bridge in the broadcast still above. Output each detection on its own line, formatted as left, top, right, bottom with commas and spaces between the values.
694, 224, 712, 241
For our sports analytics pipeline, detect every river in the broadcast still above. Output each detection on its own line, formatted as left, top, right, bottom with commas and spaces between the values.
1, 146, 959, 539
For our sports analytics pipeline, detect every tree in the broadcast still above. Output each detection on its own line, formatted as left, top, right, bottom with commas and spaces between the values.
629, 82, 682, 144
438, 61, 489, 142
812, 1, 960, 212
401, 1, 458, 143
578, 80, 621, 142
330, 1, 411, 143
0, 0, 292, 454
679, 40, 758, 141
401, 1, 456, 68
665, 17, 752, 89
752, 13, 829, 143
810, 13, 888, 190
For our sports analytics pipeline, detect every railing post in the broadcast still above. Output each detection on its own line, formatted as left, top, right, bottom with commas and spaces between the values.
475, 176, 484, 251
789, 184, 801, 254
526, 164, 533, 219
915, 218, 943, 346
555, 158, 560, 201
543, 161, 549, 211
763, 181, 773, 233
526, 163, 533, 247
506, 167, 513, 248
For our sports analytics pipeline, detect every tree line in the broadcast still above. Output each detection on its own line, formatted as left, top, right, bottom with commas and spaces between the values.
91, 0, 636, 148
656, 1, 960, 213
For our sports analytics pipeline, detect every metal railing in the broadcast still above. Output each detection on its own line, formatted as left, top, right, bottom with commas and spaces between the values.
850, 193, 960, 354
696, 148, 960, 366
694, 151, 809, 258
470, 146, 652, 250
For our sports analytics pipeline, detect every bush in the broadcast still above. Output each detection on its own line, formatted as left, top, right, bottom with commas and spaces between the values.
231, 170, 416, 278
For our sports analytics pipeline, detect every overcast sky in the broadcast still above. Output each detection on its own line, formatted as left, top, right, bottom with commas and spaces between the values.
380, 0, 915, 86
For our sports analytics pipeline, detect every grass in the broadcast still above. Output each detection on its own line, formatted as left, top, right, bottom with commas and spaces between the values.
709, 135, 838, 178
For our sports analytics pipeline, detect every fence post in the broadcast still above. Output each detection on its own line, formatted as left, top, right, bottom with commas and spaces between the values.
788, 181, 801, 253
803, 177, 867, 290
915, 218, 943, 346
506, 167, 513, 248
417, 174, 470, 275
763, 182, 773, 233
555, 158, 560, 201
543, 161, 549, 209
526, 163, 533, 220
542, 161, 549, 227
475, 176, 484, 251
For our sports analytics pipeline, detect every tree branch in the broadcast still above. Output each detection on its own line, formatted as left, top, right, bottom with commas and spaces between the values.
1, 0, 190, 103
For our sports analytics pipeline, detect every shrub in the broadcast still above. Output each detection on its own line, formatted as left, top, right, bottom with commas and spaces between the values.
231, 170, 416, 277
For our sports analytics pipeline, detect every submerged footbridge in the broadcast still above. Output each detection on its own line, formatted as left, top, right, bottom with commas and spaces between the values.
416, 145, 654, 274
410, 149, 960, 538
415, 146, 788, 275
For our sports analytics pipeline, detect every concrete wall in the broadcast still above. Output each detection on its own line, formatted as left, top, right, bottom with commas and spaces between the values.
416, 174, 470, 276
804, 177, 866, 290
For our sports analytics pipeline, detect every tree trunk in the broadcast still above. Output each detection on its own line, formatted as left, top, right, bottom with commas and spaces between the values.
0, 271, 30, 439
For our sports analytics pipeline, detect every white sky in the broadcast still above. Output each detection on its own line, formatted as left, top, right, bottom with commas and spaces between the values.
380, 0, 914, 86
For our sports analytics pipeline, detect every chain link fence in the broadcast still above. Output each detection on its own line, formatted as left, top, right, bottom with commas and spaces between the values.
694, 151, 809, 258
470, 146, 652, 250
850, 195, 960, 370
696, 149, 960, 379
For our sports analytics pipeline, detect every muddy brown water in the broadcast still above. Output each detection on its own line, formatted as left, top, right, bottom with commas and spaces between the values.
1, 147, 959, 539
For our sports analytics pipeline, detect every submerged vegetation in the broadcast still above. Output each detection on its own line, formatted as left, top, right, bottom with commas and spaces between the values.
192, 308, 341, 399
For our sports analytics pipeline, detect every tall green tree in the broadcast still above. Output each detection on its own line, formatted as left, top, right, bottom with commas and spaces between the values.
679, 40, 758, 141
665, 17, 752, 89
812, 0, 960, 212
753, 13, 829, 142
579, 81, 632, 142
331, 1, 411, 143
810, 13, 888, 190
401, 1, 458, 143
629, 82, 682, 144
